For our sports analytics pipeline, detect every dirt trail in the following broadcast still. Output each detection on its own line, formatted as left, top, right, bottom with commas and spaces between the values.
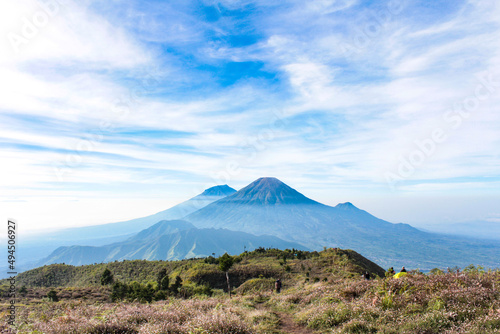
275, 310, 315, 334
255, 302, 315, 334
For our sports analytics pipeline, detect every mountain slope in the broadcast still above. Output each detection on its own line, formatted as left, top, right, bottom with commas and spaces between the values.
16, 185, 236, 269
39, 220, 308, 266
41, 184, 237, 242
11, 248, 384, 289
185, 177, 500, 269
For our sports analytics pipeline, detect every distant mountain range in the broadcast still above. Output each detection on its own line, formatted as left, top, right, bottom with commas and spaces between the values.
40, 220, 306, 266
184, 177, 499, 269
30, 177, 500, 270
39, 184, 237, 243
10, 185, 236, 275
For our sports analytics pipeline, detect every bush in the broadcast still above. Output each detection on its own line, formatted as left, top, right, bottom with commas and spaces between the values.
306, 304, 352, 329
235, 278, 274, 294
100, 268, 114, 286
341, 320, 377, 334
179, 284, 213, 298
400, 311, 452, 332
47, 289, 58, 302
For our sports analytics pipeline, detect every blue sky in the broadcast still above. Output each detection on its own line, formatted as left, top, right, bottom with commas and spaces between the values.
1, 0, 500, 231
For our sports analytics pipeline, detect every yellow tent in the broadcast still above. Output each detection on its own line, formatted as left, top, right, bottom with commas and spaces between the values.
393, 272, 408, 279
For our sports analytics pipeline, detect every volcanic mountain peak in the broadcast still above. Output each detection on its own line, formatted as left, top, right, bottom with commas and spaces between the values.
335, 202, 359, 210
199, 185, 237, 197
225, 177, 319, 205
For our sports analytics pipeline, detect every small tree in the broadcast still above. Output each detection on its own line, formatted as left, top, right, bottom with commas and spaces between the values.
157, 269, 168, 290
170, 275, 182, 294
47, 289, 58, 302
160, 276, 169, 291
218, 253, 234, 298
111, 282, 129, 302
101, 268, 114, 285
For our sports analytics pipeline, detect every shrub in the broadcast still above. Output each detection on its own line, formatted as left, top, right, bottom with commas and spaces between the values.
235, 278, 274, 294
100, 268, 114, 286
305, 303, 352, 329
47, 289, 59, 302
341, 320, 377, 333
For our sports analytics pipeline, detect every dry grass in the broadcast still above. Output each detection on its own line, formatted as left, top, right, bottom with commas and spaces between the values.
2, 269, 499, 334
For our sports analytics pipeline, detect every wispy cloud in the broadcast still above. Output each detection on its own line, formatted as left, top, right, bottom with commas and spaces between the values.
1, 0, 499, 230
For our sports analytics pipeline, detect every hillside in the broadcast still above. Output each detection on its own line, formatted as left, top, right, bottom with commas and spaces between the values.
38, 220, 308, 266
12, 185, 237, 275
2, 251, 499, 334
5, 248, 385, 290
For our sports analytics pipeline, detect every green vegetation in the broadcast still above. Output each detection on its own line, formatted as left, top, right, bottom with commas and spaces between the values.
6, 248, 384, 289
1, 248, 498, 333
100, 267, 114, 285
218, 252, 234, 297
157, 268, 169, 291
46, 289, 58, 302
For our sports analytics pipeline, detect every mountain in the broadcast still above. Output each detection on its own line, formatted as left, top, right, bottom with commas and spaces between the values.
12, 185, 236, 274
39, 220, 308, 266
38, 184, 237, 242
225, 177, 318, 205
185, 177, 500, 269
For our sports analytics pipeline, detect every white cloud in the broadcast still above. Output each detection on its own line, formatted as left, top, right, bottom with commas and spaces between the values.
1, 0, 500, 230
0, 0, 151, 67
306, 0, 358, 14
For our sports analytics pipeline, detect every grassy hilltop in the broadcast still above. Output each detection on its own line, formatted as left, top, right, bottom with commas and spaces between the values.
1, 248, 499, 333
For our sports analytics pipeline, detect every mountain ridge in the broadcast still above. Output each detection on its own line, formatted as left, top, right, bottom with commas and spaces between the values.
185, 177, 500, 269
8, 185, 237, 277
39, 219, 309, 266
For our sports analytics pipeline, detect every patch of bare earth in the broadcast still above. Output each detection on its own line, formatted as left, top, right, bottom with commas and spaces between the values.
255, 302, 315, 334
276, 311, 315, 334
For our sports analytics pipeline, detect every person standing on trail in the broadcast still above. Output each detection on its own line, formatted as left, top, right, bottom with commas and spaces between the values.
275, 279, 282, 293
401, 266, 407, 273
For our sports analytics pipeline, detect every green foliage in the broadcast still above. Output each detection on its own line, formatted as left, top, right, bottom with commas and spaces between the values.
380, 292, 394, 310
8, 247, 386, 292
170, 275, 182, 294
341, 321, 377, 334
179, 283, 213, 298
47, 289, 58, 302
100, 268, 114, 285
204, 255, 217, 264
306, 303, 352, 329
429, 268, 445, 275
111, 281, 156, 303
464, 264, 486, 274
159, 276, 169, 291
235, 278, 275, 294
10, 263, 500, 334
400, 311, 452, 332
156, 268, 169, 291
218, 253, 234, 272
427, 297, 446, 311
111, 282, 129, 302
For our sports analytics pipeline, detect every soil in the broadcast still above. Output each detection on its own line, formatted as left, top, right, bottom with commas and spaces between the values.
255, 302, 315, 334
275, 310, 315, 334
